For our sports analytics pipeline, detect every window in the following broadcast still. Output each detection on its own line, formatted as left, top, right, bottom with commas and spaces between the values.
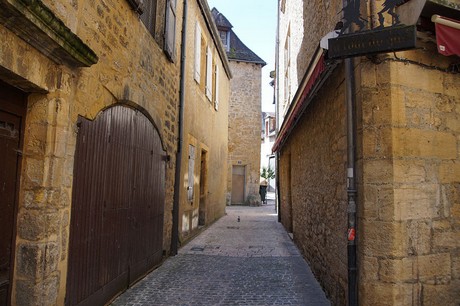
188, 145, 196, 202
214, 64, 220, 110
206, 46, 212, 100
194, 22, 201, 83
269, 117, 276, 133
164, 0, 177, 61
280, 0, 286, 13
284, 27, 291, 109
219, 30, 229, 51
194, 21, 208, 90
138, 0, 157, 36
133, 0, 176, 62
194, 21, 218, 107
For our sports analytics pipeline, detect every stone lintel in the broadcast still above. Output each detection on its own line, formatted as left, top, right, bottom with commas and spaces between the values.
0, 0, 98, 68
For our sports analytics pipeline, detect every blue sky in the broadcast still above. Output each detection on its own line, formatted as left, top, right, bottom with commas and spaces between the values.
206, 0, 278, 112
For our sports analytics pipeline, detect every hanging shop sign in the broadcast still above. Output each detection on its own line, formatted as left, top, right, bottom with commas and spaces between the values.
327, 25, 417, 59
327, 0, 418, 59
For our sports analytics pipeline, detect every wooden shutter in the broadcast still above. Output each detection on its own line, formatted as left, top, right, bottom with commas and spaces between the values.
140, 0, 156, 36
194, 22, 201, 83
214, 65, 219, 110
187, 145, 195, 202
205, 46, 212, 100
164, 0, 176, 61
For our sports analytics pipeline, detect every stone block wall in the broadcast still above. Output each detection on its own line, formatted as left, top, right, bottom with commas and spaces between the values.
0, 0, 182, 303
177, 0, 230, 241
357, 35, 460, 305
227, 61, 263, 204
279, 66, 349, 305
278, 31, 460, 306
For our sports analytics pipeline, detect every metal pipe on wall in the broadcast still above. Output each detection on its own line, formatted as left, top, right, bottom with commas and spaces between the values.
345, 57, 358, 306
171, 0, 188, 256
275, 0, 281, 222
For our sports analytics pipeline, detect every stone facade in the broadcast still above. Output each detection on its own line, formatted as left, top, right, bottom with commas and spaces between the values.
211, 8, 265, 206
276, 0, 460, 305
277, 0, 340, 122
278, 66, 348, 304
0, 0, 230, 304
179, 0, 231, 241
227, 61, 263, 205
357, 37, 460, 305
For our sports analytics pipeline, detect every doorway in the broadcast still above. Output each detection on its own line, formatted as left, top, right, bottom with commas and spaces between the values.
0, 80, 26, 306
231, 165, 245, 205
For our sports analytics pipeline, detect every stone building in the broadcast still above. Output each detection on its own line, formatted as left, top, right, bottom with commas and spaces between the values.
0, 0, 230, 305
178, 0, 231, 242
211, 8, 266, 205
274, 0, 460, 305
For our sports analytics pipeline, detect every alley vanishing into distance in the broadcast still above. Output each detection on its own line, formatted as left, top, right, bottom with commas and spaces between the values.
111, 194, 330, 306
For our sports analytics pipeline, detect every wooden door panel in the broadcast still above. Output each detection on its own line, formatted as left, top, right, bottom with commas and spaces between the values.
231, 166, 245, 205
0, 80, 26, 306
67, 106, 166, 306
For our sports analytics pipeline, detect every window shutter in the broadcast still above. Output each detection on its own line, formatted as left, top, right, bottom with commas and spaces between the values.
164, 0, 176, 61
214, 65, 219, 110
187, 145, 195, 201
206, 46, 212, 100
139, 0, 156, 36
194, 22, 201, 83
127, 0, 144, 14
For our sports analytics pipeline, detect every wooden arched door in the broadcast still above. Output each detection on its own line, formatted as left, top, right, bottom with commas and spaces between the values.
66, 105, 166, 306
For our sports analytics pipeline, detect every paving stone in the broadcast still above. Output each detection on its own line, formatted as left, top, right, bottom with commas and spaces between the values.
111, 194, 330, 306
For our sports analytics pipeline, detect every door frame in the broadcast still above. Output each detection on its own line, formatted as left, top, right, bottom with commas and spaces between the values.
0, 80, 27, 306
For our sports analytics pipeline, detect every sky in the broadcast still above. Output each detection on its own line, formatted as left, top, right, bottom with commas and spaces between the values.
206, 0, 278, 113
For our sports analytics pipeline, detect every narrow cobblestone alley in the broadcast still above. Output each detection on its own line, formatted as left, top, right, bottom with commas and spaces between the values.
111, 194, 330, 306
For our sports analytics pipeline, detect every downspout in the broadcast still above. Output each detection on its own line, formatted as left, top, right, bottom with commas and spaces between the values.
275, 0, 281, 222
342, 0, 358, 304
171, 0, 187, 256
345, 57, 358, 306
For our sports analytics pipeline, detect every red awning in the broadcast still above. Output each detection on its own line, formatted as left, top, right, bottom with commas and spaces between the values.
272, 49, 331, 153
432, 15, 460, 57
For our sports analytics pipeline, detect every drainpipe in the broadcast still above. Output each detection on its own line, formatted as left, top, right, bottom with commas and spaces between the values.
345, 56, 358, 306
341, 0, 359, 301
275, 0, 281, 222
171, 0, 187, 256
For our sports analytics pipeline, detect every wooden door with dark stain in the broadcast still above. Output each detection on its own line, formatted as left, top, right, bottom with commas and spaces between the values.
0, 81, 26, 306
66, 105, 166, 306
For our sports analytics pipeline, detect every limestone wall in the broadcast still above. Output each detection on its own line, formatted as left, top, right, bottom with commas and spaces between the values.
278, 66, 349, 305
277, 0, 342, 124
0, 0, 227, 304
357, 35, 460, 305
179, 0, 230, 240
227, 61, 263, 205
278, 32, 460, 305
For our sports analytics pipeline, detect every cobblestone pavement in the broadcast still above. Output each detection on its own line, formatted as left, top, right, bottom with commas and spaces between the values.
111, 194, 330, 306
